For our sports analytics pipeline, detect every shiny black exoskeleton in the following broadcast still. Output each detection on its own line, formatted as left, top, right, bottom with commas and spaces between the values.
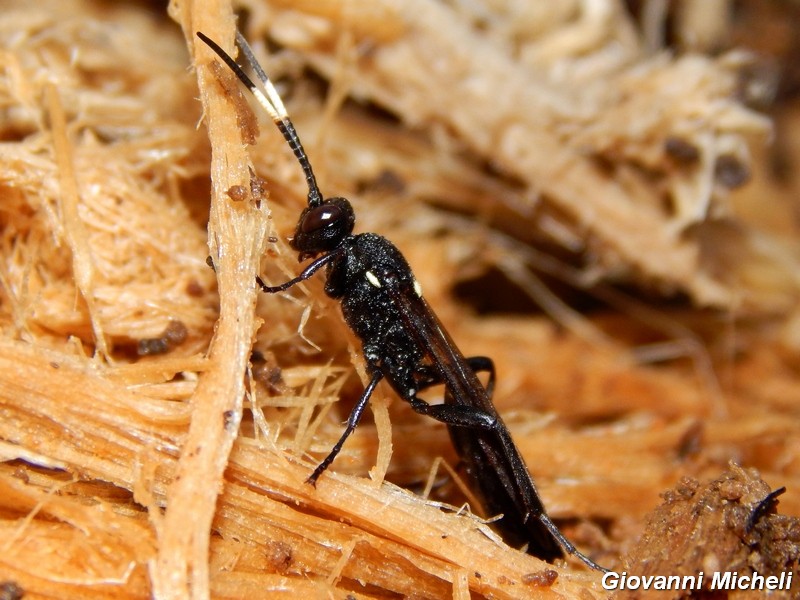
197, 30, 606, 571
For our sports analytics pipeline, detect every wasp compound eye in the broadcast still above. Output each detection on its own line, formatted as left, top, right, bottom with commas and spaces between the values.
300, 202, 344, 234
292, 197, 355, 254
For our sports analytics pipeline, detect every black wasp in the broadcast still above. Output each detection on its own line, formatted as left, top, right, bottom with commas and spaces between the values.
197, 30, 606, 571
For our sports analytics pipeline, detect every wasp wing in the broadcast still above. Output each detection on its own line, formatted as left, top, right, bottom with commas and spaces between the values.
384, 276, 564, 560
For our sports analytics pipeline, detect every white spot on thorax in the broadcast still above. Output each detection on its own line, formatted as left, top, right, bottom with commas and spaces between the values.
413, 278, 423, 297
365, 271, 382, 288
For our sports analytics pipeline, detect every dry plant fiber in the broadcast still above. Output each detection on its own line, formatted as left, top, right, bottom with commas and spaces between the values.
1, 0, 799, 599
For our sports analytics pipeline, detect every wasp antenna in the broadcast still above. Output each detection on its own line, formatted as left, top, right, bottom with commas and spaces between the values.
234, 32, 288, 120
196, 32, 276, 119
196, 31, 324, 208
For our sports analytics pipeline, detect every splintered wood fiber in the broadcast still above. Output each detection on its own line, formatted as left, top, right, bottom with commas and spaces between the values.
0, 0, 799, 598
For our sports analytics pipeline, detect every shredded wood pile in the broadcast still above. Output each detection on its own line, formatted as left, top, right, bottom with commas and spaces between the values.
1, 0, 799, 598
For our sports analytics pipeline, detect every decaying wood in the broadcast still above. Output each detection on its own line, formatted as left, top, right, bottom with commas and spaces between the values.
1, 0, 799, 598
619, 464, 800, 600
